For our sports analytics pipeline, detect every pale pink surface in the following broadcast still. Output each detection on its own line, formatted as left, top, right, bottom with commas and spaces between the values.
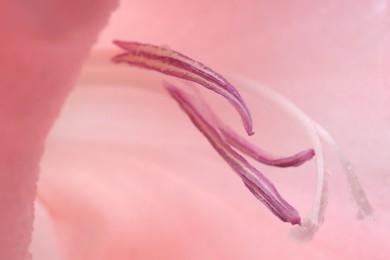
0, 1, 116, 259
17, 0, 390, 259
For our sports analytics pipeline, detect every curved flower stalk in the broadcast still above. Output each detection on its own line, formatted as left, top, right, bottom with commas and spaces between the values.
111, 41, 254, 136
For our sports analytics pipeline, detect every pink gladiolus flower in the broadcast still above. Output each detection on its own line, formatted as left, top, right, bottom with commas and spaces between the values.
1, 1, 389, 260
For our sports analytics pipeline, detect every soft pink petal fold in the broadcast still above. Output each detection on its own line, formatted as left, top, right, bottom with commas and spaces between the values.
0, 1, 117, 259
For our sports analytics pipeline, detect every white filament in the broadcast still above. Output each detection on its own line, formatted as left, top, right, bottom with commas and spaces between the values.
231, 74, 372, 241
315, 125, 373, 218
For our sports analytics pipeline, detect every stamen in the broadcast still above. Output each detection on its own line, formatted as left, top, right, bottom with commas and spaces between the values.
103, 45, 371, 239
178, 82, 315, 168
111, 40, 254, 136
164, 81, 301, 225
220, 125, 315, 167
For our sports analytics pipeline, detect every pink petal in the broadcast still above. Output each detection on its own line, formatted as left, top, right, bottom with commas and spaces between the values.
0, 1, 117, 259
